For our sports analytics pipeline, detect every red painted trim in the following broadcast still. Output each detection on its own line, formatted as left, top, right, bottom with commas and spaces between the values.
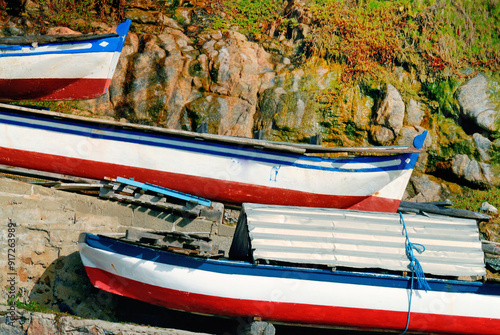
0, 78, 111, 101
0, 146, 400, 211
84, 266, 500, 334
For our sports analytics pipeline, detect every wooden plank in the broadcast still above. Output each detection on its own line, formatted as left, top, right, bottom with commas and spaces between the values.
99, 183, 224, 225
264, 140, 420, 154
0, 164, 101, 184
99, 186, 202, 217
483, 241, 500, 255
302, 146, 420, 154
116, 177, 211, 207
54, 183, 104, 191
423, 199, 454, 207
0, 33, 118, 46
124, 229, 220, 257
398, 201, 490, 220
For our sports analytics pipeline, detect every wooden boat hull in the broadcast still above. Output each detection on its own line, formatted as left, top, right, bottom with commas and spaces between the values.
0, 104, 424, 212
0, 20, 130, 101
79, 233, 500, 334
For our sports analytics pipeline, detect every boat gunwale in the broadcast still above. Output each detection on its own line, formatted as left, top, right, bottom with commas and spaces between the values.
0, 109, 420, 173
0, 102, 421, 161
0, 32, 120, 46
80, 232, 500, 296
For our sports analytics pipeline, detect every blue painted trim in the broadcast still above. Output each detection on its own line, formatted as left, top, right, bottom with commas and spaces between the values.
115, 19, 131, 53
0, 110, 417, 173
0, 19, 130, 57
413, 131, 427, 150
0, 45, 22, 51
82, 233, 500, 296
116, 176, 211, 206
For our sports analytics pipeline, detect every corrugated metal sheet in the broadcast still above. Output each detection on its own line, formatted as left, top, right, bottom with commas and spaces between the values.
242, 203, 486, 277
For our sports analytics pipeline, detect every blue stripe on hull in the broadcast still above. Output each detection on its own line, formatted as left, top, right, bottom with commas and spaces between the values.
0, 110, 419, 173
81, 233, 500, 296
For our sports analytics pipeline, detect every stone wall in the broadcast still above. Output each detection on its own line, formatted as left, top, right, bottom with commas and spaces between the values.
0, 305, 210, 335
0, 177, 234, 326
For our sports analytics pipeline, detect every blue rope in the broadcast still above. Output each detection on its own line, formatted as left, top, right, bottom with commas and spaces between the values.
399, 212, 431, 334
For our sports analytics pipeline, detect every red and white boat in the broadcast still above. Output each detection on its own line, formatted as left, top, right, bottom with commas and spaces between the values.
0, 19, 131, 101
0, 103, 426, 212
79, 204, 500, 334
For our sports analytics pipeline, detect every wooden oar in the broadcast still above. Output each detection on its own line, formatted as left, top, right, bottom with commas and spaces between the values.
399, 200, 491, 220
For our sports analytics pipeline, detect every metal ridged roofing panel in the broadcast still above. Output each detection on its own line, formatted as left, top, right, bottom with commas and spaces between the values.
242, 203, 485, 277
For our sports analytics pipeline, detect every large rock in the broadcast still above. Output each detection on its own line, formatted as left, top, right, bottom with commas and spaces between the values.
451, 154, 494, 187
255, 67, 322, 141
406, 99, 425, 126
457, 73, 499, 132
202, 30, 276, 107
473, 133, 492, 162
407, 174, 442, 202
185, 94, 255, 137
82, 26, 282, 136
375, 84, 405, 133
371, 84, 405, 144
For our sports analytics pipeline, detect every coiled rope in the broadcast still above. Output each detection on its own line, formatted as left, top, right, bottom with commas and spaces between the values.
399, 212, 431, 334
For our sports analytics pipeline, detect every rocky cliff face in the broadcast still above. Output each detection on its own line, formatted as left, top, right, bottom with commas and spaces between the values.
1, 1, 499, 197
87, 22, 499, 200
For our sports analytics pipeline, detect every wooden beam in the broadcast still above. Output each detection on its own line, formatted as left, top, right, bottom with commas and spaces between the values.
398, 201, 490, 220
99, 183, 224, 225
0, 164, 101, 184
0, 33, 118, 46
124, 229, 220, 257
302, 146, 420, 154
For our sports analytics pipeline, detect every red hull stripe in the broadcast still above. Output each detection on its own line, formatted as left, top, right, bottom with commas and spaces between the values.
0, 146, 400, 211
0, 78, 111, 101
85, 266, 500, 334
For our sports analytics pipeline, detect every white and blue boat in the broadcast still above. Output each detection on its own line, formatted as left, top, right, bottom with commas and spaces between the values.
0, 103, 425, 212
0, 19, 131, 101
79, 204, 500, 334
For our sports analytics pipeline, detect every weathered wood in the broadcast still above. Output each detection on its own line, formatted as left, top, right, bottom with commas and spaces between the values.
99, 186, 202, 217
483, 241, 500, 256
422, 199, 454, 207
0, 33, 118, 46
54, 183, 104, 191
301, 145, 420, 154
266, 139, 420, 153
0, 164, 101, 184
99, 182, 224, 224
239, 320, 276, 335
124, 229, 220, 257
116, 176, 211, 207
105, 182, 136, 195
398, 201, 491, 220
